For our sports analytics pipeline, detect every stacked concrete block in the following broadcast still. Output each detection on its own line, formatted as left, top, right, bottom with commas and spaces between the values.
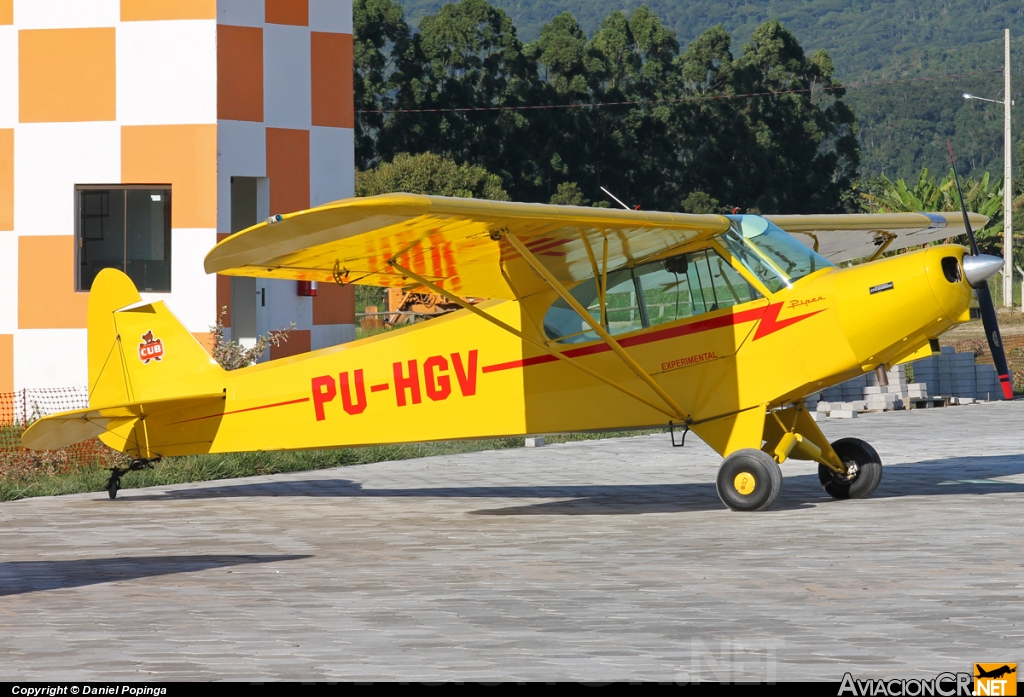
867, 364, 907, 387
910, 346, 1004, 401
905, 382, 929, 399
975, 363, 1001, 401
863, 389, 902, 412
811, 347, 1002, 418
819, 374, 869, 404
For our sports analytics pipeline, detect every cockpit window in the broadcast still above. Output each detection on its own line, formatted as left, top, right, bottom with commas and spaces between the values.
543, 248, 761, 344
718, 215, 834, 291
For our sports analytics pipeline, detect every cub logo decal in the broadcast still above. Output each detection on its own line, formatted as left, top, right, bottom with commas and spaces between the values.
138, 330, 164, 364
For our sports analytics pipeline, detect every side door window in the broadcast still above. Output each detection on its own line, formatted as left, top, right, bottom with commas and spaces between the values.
635, 249, 759, 327
542, 268, 639, 344
543, 248, 761, 343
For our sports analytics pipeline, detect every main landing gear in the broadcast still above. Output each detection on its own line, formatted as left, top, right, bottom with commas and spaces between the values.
105, 458, 159, 499
817, 438, 883, 500
715, 437, 883, 512
716, 449, 783, 512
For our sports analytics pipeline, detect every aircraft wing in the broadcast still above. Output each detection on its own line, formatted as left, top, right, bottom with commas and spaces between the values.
205, 195, 990, 298
204, 194, 729, 300
767, 212, 988, 264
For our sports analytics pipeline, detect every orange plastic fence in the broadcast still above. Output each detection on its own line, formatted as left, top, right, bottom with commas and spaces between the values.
1, 389, 125, 478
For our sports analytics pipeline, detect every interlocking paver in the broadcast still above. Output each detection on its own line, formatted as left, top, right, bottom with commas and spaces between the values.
1, 401, 1022, 680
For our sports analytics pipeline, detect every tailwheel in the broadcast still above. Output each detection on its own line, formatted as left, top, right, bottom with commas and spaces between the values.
716, 448, 783, 512
818, 438, 883, 500
104, 458, 160, 500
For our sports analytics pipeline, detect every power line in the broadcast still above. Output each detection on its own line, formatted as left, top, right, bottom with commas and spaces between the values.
357, 69, 1003, 115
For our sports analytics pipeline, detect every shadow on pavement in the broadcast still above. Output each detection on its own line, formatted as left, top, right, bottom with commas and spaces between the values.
0, 554, 309, 596
110, 453, 1024, 516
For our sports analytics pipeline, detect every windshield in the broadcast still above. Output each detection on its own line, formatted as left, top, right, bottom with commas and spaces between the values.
718, 215, 834, 292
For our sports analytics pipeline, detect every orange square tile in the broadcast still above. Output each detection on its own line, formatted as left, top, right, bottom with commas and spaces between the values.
218, 24, 263, 122
19, 28, 116, 123
121, 125, 217, 229
0, 334, 12, 393
270, 328, 310, 360
266, 127, 309, 215
0, 129, 12, 231
19, 236, 89, 329
121, 0, 216, 20
0, 0, 12, 25
313, 281, 354, 325
265, 0, 307, 26
311, 32, 353, 129
191, 331, 215, 356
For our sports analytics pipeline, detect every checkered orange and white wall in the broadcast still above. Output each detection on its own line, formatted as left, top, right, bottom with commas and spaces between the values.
0, 0, 355, 392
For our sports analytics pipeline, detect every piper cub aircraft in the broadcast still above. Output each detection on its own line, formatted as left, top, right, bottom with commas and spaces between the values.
23, 194, 1010, 510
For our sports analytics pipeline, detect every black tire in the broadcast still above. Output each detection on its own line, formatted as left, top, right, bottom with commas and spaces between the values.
106, 478, 119, 500
818, 438, 883, 500
716, 448, 783, 512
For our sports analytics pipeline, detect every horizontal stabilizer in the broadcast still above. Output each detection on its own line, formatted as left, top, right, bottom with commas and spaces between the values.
21, 393, 225, 452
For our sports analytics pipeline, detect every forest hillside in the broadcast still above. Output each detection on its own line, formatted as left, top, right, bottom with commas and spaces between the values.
397, 0, 1024, 179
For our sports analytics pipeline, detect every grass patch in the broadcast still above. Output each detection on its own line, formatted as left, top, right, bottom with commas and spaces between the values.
0, 430, 661, 502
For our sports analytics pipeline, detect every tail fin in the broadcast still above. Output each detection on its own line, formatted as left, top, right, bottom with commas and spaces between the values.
87, 268, 141, 407
88, 268, 222, 406
21, 269, 225, 457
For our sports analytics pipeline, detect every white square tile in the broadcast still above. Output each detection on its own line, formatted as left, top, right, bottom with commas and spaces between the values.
309, 0, 352, 34
140, 227, 218, 333
14, 0, 119, 29
0, 27, 17, 127
312, 322, 354, 350
0, 233, 17, 333
15, 328, 88, 389
216, 0, 264, 28
14, 122, 121, 236
117, 20, 217, 126
263, 24, 311, 130
310, 125, 353, 207
217, 119, 266, 232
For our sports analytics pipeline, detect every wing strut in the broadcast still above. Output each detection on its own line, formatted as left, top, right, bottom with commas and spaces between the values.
387, 260, 684, 421
866, 231, 896, 262
501, 233, 690, 423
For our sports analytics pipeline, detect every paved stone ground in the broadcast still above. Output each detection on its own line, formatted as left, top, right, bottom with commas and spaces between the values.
2, 402, 1023, 681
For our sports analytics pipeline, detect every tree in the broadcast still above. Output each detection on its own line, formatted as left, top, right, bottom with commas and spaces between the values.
549, 182, 589, 205
727, 20, 859, 213
860, 167, 1014, 257
380, 0, 540, 192
354, 0, 416, 169
356, 152, 510, 200
355, 1, 862, 214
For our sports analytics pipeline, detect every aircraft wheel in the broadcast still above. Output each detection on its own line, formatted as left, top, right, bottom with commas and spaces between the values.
818, 438, 882, 500
716, 448, 783, 512
105, 471, 121, 499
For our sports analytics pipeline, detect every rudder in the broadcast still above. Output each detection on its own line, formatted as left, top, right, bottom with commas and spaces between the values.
88, 269, 143, 407
88, 269, 222, 407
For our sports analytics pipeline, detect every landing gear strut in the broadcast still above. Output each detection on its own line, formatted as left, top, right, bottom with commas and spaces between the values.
105, 458, 159, 499
818, 438, 882, 500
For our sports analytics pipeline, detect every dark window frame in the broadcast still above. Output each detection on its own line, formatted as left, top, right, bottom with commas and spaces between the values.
75, 184, 172, 293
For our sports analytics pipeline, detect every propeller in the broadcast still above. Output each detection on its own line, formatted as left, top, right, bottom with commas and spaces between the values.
947, 140, 1014, 399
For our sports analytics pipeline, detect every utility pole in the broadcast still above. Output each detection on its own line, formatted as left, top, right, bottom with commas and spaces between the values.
1004, 28, 1013, 308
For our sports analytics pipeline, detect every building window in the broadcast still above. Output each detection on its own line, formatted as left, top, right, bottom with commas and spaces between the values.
75, 185, 172, 292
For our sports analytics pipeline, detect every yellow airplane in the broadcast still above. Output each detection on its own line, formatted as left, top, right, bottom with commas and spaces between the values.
21, 194, 1009, 510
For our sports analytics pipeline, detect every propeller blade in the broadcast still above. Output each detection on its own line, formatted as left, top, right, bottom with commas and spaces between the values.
947, 140, 1013, 399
